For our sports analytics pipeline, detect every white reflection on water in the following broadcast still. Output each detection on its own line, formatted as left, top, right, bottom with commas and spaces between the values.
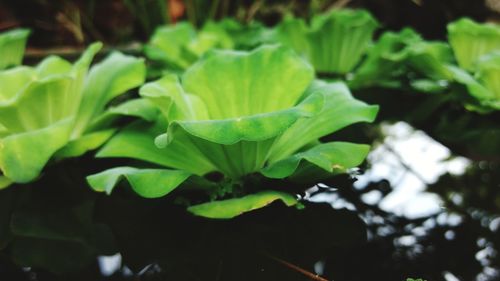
98, 254, 123, 276
355, 121, 471, 218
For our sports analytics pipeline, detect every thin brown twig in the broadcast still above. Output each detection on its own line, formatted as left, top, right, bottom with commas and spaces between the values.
263, 252, 330, 281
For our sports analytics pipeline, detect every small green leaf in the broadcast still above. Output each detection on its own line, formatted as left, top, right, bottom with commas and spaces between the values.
0, 119, 73, 183
262, 142, 370, 178
72, 52, 146, 137
448, 18, 500, 71
87, 99, 159, 131
0, 28, 30, 70
272, 10, 379, 74
0, 67, 36, 102
268, 80, 378, 162
145, 21, 234, 70
0, 76, 74, 133
187, 190, 298, 219
55, 129, 116, 159
145, 22, 197, 69
182, 44, 314, 119
407, 41, 454, 80
168, 91, 323, 145
35, 56, 72, 78
139, 74, 209, 122
350, 28, 422, 89
96, 120, 216, 176
0, 176, 12, 190
410, 79, 448, 94
307, 9, 379, 73
87, 167, 191, 198
447, 65, 493, 102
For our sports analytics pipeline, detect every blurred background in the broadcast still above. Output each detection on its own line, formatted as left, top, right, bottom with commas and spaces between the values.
2, 0, 500, 47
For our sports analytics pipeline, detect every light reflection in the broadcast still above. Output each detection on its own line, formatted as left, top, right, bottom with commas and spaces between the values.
356, 121, 470, 218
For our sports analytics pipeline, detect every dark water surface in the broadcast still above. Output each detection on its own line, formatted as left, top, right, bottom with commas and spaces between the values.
1, 121, 498, 281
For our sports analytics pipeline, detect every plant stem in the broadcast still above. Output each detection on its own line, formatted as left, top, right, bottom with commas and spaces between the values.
263, 252, 330, 281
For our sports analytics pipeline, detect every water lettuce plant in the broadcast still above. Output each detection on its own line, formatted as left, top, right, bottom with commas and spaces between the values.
349, 28, 423, 89
270, 9, 379, 74
350, 17, 500, 111
446, 18, 500, 111
145, 21, 233, 70
0, 28, 30, 70
448, 18, 500, 71
0, 40, 146, 187
87, 45, 378, 218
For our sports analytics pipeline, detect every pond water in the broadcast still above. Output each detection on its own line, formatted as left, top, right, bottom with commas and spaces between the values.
83, 122, 498, 281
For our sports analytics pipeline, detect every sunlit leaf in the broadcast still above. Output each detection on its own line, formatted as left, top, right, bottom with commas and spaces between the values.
262, 142, 370, 178
72, 52, 146, 137
272, 9, 378, 74
187, 190, 298, 219
145, 21, 234, 70
268, 80, 378, 162
0, 119, 73, 183
0, 29, 30, 70
96, 120, 216, 176
448, 18, 500, 71
350, 28, 422, 89
54, 129, 116, 159
87, 166, 191, 198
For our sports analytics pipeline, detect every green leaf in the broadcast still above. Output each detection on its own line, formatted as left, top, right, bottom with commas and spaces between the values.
87, 167, 191, 198
167, 91, 323, 145
0, 67, 36, 102
139, 74, 209, 122
410, 79, 448, 94
0, 119, 73, 183
145, 21, 234, 70
0, 176, 12, 189
96, 120, 216, 176
268, 80, 378, 162
54, 129, 116, 159
448, 18, 500, 71
182, 44, 314, 119
187, 190, 298, 219
0, 28, 30, 70
0, 43, 102, 133
447, 65, 493, 101
35, 56, 72, 78
145, 22, 197, 69
262, 142, 370, 178
407, 41, 454, 80
475, 51, 500, 102
272, 16, 310, 58
350, 28, 422, 89
271, 10, 378, 74
72, 52, 146, 137
87, 98, 159, 131
0, 76, 74, 133
212, 19, 269, 49
307, 9, 379, 73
